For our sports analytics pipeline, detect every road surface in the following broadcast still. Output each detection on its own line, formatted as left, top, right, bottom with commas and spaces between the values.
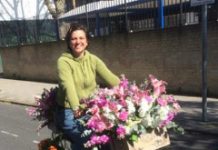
0, 102, 218, 150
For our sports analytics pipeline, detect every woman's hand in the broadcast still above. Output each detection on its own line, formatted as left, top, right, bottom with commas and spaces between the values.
73, 109, 84, 118
73, 104, 88, 118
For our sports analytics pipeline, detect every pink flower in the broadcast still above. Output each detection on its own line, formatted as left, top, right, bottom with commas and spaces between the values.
119, 98, 127, 107
26, 107, 37, 117
87, 115, 113, 132
167, 95, 176, 103
89, 135, 99, 145
149, 74, 167, 97
120, 74, 129, 88
88, 105, 100, 115
87, 116, 107, 132
84, 135, 110, 148
99, 135, 110, 144
173, 102, 181, 111
132, 94, 141, 105
154, 84, 166, 97
157, 98, 168, 106
116, 125, 126, 139
160, 112, 175, 127
109, 101, 119, 113
97, 97, 108, 107
118, 111, 128, 121
130, 84, 138, 92
143, 95, 153, 103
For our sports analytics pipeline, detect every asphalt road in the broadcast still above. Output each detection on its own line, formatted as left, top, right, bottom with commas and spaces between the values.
0, 102, 51, 150
0, 102, 218, 150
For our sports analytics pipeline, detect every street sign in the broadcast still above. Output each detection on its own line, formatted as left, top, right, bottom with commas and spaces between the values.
191, 0, 215, 6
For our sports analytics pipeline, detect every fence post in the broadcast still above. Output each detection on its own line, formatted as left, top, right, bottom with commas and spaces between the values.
124, 0, 129, 32
85, 1, 89, 30
158, 0, 164, 29
0, 53, 3, 74
179, 0, 183, 26
201, 4, 208, 122
96, 13, 100, 36
55, 19, 60, 40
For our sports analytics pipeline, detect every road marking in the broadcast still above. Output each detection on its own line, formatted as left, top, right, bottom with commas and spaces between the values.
33, 140, 40, 144
1, 130, 18, 138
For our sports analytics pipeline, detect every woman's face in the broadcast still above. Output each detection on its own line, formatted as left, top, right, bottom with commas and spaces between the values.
70, 29, 88, 57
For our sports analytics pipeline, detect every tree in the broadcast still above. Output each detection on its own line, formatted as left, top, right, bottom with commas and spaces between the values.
44, 0, 66, 19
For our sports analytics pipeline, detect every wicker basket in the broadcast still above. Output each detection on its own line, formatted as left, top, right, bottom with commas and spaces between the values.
110, 128, 170, 150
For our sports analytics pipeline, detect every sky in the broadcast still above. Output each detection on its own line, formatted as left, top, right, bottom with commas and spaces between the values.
0, 0, 53, 21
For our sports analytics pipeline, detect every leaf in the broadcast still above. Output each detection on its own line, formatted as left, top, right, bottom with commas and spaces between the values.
129, 134, 138, 142
175, 126, 185, 135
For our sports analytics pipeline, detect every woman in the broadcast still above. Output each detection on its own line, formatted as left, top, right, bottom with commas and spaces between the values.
55, 23, 120, 150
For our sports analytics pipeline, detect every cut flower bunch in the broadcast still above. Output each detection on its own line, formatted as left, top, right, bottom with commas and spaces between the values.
26, 87, 58, 131
79, 74, 183, 149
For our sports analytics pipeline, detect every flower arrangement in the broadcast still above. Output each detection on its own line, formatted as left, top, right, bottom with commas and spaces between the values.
26, 87, 58, 131
79, 74, 183, 149
26, 74, 183, 150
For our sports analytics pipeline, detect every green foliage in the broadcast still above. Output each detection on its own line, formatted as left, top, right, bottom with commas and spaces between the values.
129, 134, 138, 142
167, 122, 184, 135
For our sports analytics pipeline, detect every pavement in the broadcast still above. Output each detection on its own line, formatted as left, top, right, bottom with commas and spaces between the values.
0, 78, 218, 136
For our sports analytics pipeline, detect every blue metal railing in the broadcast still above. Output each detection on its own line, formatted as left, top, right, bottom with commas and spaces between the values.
59, 0, 217, 37
0, 0, 217, 47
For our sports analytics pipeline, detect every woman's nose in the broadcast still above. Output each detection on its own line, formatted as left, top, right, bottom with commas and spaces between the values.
75, 39, 81, 43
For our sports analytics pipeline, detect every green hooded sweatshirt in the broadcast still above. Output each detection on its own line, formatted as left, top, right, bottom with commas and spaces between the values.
56, 50, 120, 110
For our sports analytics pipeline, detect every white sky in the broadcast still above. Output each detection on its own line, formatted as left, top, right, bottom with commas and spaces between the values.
0, 0, 53, 21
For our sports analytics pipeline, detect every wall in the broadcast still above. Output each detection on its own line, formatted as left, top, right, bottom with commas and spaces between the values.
0, 22, 218, 96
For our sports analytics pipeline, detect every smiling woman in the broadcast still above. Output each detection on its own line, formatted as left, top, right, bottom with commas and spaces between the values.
54, 23, 120, 150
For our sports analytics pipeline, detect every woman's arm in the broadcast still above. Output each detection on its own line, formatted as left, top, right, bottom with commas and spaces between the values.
95, 56, 120, 87
57, 58, 80, 110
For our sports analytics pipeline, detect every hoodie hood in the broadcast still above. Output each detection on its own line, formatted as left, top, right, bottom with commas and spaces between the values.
61, 50, 90, 62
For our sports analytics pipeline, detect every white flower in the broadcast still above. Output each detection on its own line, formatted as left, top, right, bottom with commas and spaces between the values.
141, 113, 153, 127
138, 100, 152, 118
159, 106, 170, 120
152, 116, 161, 127
103, 107, 116, 121
103, 107, 111, 113
126, 100, 136, 114
124, 125, 131, 135
117, 104, 123, 111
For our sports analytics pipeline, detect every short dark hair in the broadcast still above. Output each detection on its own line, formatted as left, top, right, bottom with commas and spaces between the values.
65, 23, 89, 51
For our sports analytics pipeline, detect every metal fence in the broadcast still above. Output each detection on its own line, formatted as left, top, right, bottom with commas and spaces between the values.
60, 0, 218, 37
0, 19, 58, 47
0, 0, 217, 47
